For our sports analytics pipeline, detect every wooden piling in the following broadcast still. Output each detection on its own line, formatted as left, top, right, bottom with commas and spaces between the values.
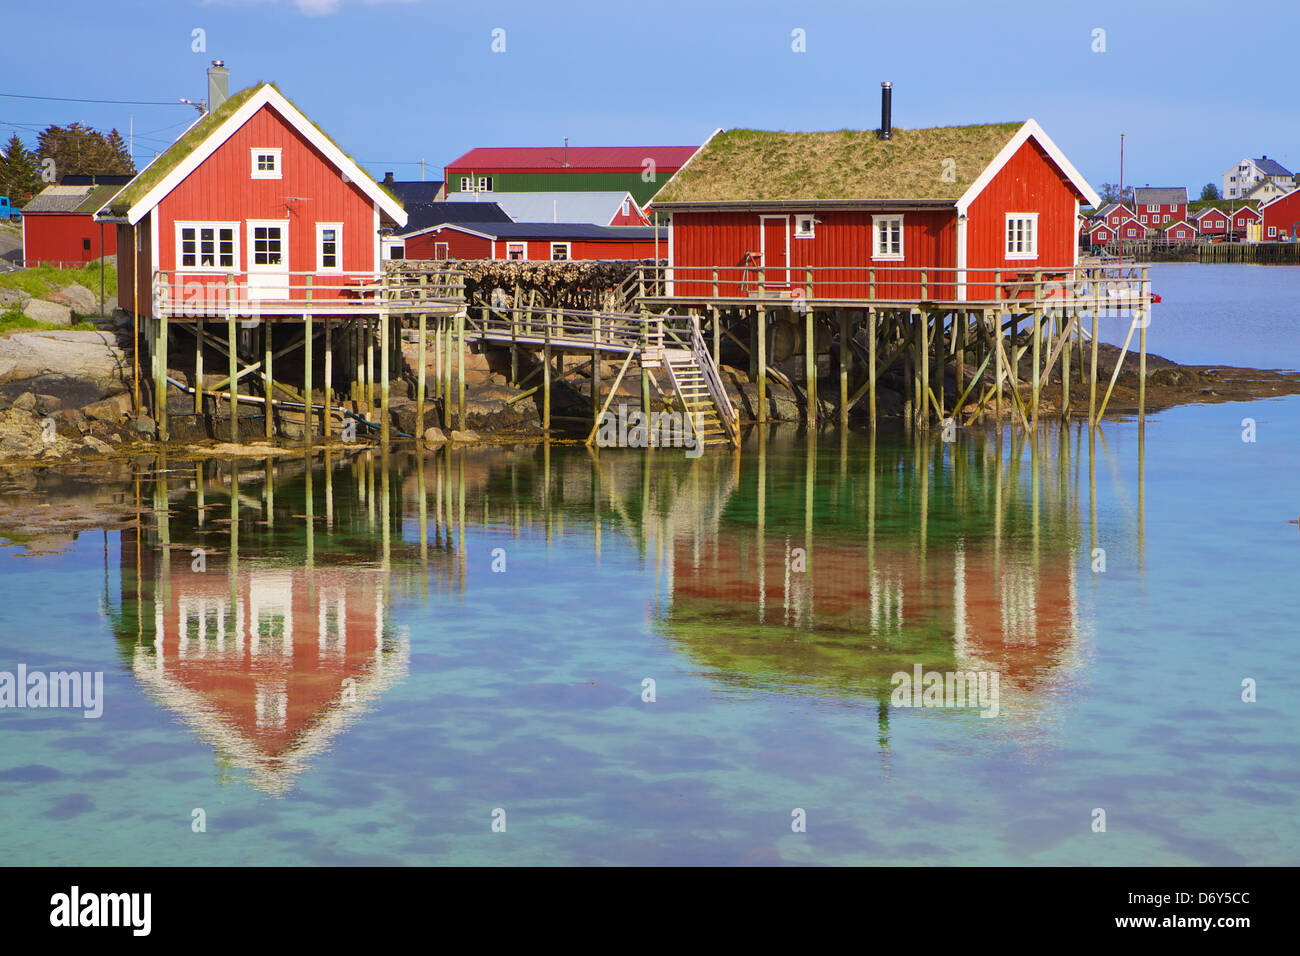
868, 307, 877, 429
380, 293, 390, 447
839, 309, 850, 427
917, 310, 928, 429
227, 277, 238, 442
543, 309, 552, 433
757, 306, 767, 424
263, 320, 273, 440
323, 316, 332, 438
804, 304, 816, 428
304, 276, 313, 446
457, 309, 466, 426
193, 321, 203, 417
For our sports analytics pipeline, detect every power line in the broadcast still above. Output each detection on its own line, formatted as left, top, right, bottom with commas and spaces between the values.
0, 92, 189, 107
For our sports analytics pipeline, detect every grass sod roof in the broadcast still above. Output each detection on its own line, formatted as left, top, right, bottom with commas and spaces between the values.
651, 123, 1024, 204
102, 83, 402, 217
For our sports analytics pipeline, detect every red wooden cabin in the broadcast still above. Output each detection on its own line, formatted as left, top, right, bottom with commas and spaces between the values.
1260, 190, 1300, 240
1161, 219, 1197, 242
95, 83, 406, 320
400, 221, 664, 262
21, 183, 121, 265
1229, 205, 1261, 237
651, 118, 1099, 303
1131, 186, 1188, 229
1193, 207, 1230, 237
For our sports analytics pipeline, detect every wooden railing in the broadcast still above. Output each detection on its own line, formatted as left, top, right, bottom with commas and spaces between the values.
633, 263, 1152, 309
689, 313, 738, 445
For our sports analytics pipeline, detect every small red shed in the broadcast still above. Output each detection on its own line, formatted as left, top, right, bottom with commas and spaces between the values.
1193, 207, 1230, 237
21, 183, 122, 265
650, 118, 1100, 302
1161, 219, 1197, 242
1228, 205, 1261, 237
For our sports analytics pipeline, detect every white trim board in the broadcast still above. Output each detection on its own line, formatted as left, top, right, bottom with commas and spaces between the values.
956, 119, 1102, 214
118, 85, 407, 228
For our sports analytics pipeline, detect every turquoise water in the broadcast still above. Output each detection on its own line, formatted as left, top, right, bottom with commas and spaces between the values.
0, 264, 1297, 866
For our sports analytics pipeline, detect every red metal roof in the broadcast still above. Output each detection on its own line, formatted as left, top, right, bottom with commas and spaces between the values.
445, 145, 698, 172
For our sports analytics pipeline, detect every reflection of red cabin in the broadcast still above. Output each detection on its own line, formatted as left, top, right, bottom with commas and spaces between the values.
668, 532, 1078, 698
133, 562, 407, 793
654, 119, 1099, 302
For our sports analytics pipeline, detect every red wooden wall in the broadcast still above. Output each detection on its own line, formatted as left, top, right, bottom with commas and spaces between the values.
1262, 191, 1300, 239
154, 103, 381, 306
22, 213, 117, 265
669, 208, 957, 300
964, 138, 1080, 299
405, 227, 491, 260
114, 218, 155, 318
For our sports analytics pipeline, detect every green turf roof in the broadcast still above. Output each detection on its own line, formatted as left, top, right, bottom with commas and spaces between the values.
652, 123, 1024, 204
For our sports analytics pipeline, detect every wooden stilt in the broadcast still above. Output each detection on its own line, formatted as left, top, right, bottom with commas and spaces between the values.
380, 292, 390, 447
917, 310, 928, 429
1030, 305, 1041, 431
417, 308, 427, 441
804, 304, 816, 428
868, 307, 877, 429
263, 320, 273, 440
365, 318, 375, 412
1089, 306, 1099, 428
757, 307, 767, 424
158, 310, 169, 441
543, 310, 552, 433
193, 321, 203, 416
457, 308, 466, 426
1138, 268, 1148, 428
304, 276, 313, 446
591, 311, 602, 426
227, 278, 238, 443
839, 309, 850, 427
1061, 310, 1071, 420
323, 316, 332, 438
993, 311, 1003, 421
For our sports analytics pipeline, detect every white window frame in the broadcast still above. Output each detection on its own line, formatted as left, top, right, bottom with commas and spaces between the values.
1268, 226, 1277, 237
620, 199, 630, 217
316, 222, 343, 273
550, 242, 571, 261
386, 243, 405, 261
247, 219, 289, 272
1147, 203, 1158, 212
175, 221, 240, 273
506, 242, 527, 260
794, 214, 817, 238
434, 242, 449, 261
459, 176, 471, 191
251, 148, 282, 180
1004, 212, 1038, 259
477, 176, 493, 192
871, 214, 903, 260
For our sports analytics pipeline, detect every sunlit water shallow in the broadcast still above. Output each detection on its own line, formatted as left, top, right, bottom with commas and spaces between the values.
0, 264, 1297, 866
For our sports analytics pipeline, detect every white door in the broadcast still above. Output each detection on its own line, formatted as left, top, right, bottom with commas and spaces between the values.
247, 220, 289, 299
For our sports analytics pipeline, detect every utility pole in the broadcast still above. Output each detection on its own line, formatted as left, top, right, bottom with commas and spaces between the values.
1118, 133, 1124, 264
420, 157, 425, 181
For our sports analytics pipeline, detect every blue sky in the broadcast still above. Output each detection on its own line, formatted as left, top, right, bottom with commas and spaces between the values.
3, 0, 1296, 194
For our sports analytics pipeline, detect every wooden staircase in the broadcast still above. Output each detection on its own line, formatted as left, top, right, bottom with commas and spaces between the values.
661, 316, 739, 448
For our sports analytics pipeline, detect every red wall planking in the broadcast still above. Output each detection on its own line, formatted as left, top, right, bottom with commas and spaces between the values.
22, 213, 117, 265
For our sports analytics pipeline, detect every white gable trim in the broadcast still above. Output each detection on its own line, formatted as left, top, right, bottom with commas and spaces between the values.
122, 85, 406, 228
397, 222, 499, 241
956, 118, 1101, 213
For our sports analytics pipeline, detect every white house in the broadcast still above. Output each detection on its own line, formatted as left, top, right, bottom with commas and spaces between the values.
1223, 156, 1293, 199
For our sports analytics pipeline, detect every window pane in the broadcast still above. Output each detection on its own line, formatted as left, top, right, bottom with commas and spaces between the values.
181, 227, 196, 267
199, 227, 215, 266
219, 228, 233, 267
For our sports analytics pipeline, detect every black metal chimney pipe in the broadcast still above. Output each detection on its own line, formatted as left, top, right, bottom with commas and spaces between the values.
879, 82, 892, 140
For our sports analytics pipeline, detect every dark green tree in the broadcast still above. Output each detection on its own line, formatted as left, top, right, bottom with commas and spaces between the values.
36, 123, 135, 179
1199, 183, 1221, 201
0, 134, 42, 202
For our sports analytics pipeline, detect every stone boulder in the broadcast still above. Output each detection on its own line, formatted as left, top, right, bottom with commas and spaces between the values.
82, 392, 132, 423
49, 283, 99, 316
388, 397, 439, 437
82, 435, 112, 455
449, 429, 481, 443
0, 288, 31, 309
423, 427, 447, 444
0, 330, 128, 401
21, 299, 73, 326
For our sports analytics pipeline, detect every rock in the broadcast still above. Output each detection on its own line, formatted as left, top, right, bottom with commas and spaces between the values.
131, 415, 156, 435
12, 391, 36, 412
55, 409, 88, 439
0, 287, 32, 308
33, 393, 62, 415
389, 397, 438, 437
81, 435, 112, 454
82, 392, 132, 423
107, 432, 122, 444
50, 283, 99, 316
21, 299, 73, 326
423, 427, 447, 444
0, 330, 128, 401
449, 429, 481, 443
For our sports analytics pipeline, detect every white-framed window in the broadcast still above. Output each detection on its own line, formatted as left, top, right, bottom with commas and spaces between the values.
459, 176, 471, 191
794, 214, 817, 238
1147, 204, 1158, 212
1005, 213, 1038, 258
1127, 228, 1138, 237
251, 148, 282, 180
387, 244, 405, 261
550, 242, 571, 261
478, 176, 493, 192
1163, 214, 1170, 223
176, 221, 239, 272
871, 214, 903, 260
247, 221, 287, 269
1140, 215, 1148, 223
316, 222, 343, 273
1268, 226, 1277, 237
621, 199, 630, 217
506, 242, 526, 260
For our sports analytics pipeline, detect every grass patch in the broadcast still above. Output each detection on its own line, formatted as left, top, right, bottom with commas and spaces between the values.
0, 262, 117, 300
0, 308, 98, 335
654, 123, 1023, 204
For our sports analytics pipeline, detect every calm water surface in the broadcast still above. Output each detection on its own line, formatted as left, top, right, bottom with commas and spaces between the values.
0, 264, 1297, 866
